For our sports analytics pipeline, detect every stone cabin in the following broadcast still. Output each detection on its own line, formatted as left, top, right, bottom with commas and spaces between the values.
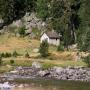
41, 31, 60, 46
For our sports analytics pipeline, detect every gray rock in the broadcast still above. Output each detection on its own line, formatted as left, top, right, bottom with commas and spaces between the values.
33, 49, 39, 53
38, 70, 50, 77
52, 66, 64, 75
32, 62, 42, 69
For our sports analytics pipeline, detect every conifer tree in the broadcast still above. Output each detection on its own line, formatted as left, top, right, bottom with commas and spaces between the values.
39, 40, 49, 57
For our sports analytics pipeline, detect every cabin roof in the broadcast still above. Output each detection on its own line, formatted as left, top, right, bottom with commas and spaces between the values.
46, 31, 60, 39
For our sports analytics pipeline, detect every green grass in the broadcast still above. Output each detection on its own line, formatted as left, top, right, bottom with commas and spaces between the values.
0, 56, 87, 73
3, 59, 32, 67
0, 65, 14, 73
1, 59, 87, 69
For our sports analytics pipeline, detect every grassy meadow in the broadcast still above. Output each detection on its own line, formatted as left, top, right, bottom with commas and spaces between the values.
0, 33, 87, 73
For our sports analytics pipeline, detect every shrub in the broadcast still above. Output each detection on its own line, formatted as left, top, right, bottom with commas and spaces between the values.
1, 53, 5, 57
25, 52, 30, 58
18, 26, 26, 37
32, 27, 41, 39
12, 51, 18, 57
57, 43, 64, 51
83, 54, 90, 67
1, 52, 11, 58
5, 52, 12, 58
0, 56, 3, 65
39, 40, 49, 57
10, 60, 15, 65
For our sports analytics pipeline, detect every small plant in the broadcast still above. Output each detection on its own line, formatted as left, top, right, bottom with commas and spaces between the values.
18, 26, 26, 37
57, 42, 64, 51
25, 52, 30, 58
1, 53, 5, 57
10, 60, 15, 65
39, 40, 49, 57
32, 27, 41, 39
12, 51, 18, 57
83, 54, 90, 67
0, 56, 3, 65
5, 52, 12, 58
1, 52, 12, 58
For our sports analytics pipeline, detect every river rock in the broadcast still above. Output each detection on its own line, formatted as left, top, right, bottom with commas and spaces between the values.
52, 66, 64, 75
33, 49, 39, 53
32, 62, 42, 69
38, 70, 50, 77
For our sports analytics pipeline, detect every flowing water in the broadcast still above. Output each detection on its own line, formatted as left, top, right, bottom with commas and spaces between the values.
13, 79, 90, 90
14, 86, 62, 90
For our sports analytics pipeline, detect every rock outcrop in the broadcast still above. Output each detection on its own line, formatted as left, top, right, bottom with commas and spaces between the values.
12, 13, 46, 33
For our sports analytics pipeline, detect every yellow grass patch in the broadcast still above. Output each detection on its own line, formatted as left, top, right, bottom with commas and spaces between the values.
48, 51, 76, 60
0, 35, 40, 53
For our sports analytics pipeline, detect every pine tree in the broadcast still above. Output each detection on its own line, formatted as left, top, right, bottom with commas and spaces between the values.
39, 40, 49, 57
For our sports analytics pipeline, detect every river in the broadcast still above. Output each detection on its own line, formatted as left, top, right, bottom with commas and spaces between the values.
13, 79, 90, 90
14, 86, 61, 90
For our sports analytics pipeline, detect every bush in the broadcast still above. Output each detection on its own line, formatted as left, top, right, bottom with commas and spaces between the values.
18, 26, 26, 37
83, 54, 90, 67
12, 51, 18, 57
32, 27, 41, 39
1, 53, 5, 57
39, 40, 49, 57
57, 43, 64, 51
10, 60, 15, 65
5, 52, 12, 58
0, 56, 3, 65
1, 52, 11, 58
25, 52, 30, 58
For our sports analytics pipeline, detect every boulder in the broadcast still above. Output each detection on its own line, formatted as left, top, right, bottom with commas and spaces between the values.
53, 66, 64, 75
33, 49, 39, 53
32, 62, 42, 69
38, 70, 50, 77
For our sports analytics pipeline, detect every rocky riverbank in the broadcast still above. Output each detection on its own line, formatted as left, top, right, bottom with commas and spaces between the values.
0, 62, 90, 82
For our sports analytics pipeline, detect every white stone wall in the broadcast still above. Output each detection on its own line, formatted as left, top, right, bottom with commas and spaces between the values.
49, 38, 60, 46
41, 33, 49, 43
